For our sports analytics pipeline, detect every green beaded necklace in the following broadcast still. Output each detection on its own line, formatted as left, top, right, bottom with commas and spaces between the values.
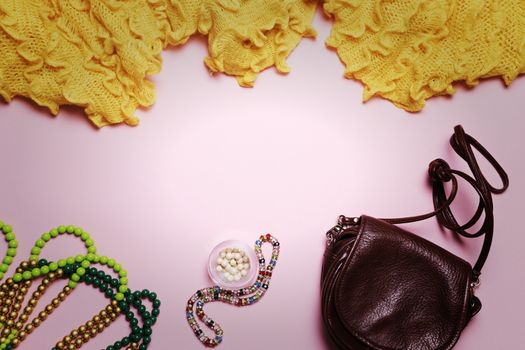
0, 221, 160, 350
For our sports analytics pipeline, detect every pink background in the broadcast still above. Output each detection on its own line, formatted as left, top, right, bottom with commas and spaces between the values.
0, 14, 524, 350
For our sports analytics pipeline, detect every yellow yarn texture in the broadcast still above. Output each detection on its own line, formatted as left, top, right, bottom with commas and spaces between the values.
0, 0, 524, 127
324, 0, 525, 111
0, 0, 316, 127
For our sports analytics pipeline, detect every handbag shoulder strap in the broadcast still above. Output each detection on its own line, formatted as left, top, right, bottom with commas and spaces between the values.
382, 125, 509, 281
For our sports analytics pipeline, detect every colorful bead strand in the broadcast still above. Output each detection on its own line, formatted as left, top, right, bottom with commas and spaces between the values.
186, 234, 280, 347
0, 221, 160, 350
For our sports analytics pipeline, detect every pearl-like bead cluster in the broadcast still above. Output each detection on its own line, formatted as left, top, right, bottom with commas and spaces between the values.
187, 234, 280, 348
215, 248, 250, 282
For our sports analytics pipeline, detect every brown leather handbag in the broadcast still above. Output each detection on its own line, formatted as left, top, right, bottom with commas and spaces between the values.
321, 125, 509, 350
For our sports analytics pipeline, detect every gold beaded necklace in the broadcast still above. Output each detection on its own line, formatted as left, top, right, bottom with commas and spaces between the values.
0, 260, 142, 350
0, 222, 158, 350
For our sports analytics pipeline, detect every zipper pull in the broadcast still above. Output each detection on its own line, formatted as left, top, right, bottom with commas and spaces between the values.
326, 223, 342, 246
326, 216, 360, 246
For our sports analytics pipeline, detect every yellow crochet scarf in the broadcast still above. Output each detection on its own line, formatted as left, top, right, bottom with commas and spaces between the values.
0, 0, 523, 127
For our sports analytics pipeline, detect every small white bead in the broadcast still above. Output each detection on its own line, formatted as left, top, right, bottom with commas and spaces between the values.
221, 260, 227, 268
234, 253, 241, 260
227, 274, 234, 282
217, 257, 223, 264
234, 274, 241, 281
230, 259, 237, 266
226, 252, 232, 260
242, 256, 249, 262
220, 252, 226, 258
241, 270, 247, 276
216, 265, 223, 272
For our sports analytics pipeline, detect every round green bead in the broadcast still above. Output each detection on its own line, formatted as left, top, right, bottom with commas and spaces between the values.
75, 255, 84, 263
42, 232, 51, 241
31, 268, 41, 277
3, 257, 12, 265
107, 259, 115, 268
119, 285, 128, 293
119, 270, 127, 278
77, 267, 86, 276
66, 257, 75, 265
87, 246, 97, 254
5, 233, 15, 241
81, 260, 90, 268
22, 271, 32, 280
49, 262, 58, 271
74, 228, 82, 236
113, 264, 121, 272
66, 225, 75, 233
120, 277, 128, 285
13, 274, 22, 282
0, 264, 8, 273
115, 293, 124, 301
58, 226, 66, 234
40, 266, 49, 274
50, 228, 59, 237
3, 225, 12, 233
81, 232, 89, 241
30, 247, 41, 255
71, 274, 80, 282
7, 240, 17, 248
58, 259, 67, 267
100, 256, 108, 264
68, 280, 77, 288
6, 248, 16, 257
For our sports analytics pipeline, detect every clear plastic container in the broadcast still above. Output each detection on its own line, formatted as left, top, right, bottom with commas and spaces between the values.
207, 240, 258, 289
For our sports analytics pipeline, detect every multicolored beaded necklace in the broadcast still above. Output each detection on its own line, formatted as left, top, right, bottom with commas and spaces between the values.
186, 234, 280, 347
0, 220, 160, 350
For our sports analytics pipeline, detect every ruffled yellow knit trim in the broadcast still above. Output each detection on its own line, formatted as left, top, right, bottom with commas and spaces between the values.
0, 0, 316, 127
0, 0, 523, 127
324, 0, 525, 111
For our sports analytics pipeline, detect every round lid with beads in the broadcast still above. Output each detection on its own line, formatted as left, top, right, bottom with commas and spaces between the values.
207, 240, 258, 289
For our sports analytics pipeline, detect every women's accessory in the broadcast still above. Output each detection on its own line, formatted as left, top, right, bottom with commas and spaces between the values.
208, 240, 258, 289
187, 234, 280, 347
0, 222, 160, 350
321, 125, 509, 350
2, 2, 523, 127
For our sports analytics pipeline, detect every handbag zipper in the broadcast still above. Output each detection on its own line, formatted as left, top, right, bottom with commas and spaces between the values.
326, 215, 360, 246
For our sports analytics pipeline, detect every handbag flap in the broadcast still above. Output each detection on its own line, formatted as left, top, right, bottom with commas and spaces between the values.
334, 215, 473, 350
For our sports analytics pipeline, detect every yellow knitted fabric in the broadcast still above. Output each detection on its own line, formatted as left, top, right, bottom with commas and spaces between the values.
1, 1, 524, 127
324, 0, 525, 111
0, 0, 316, 127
